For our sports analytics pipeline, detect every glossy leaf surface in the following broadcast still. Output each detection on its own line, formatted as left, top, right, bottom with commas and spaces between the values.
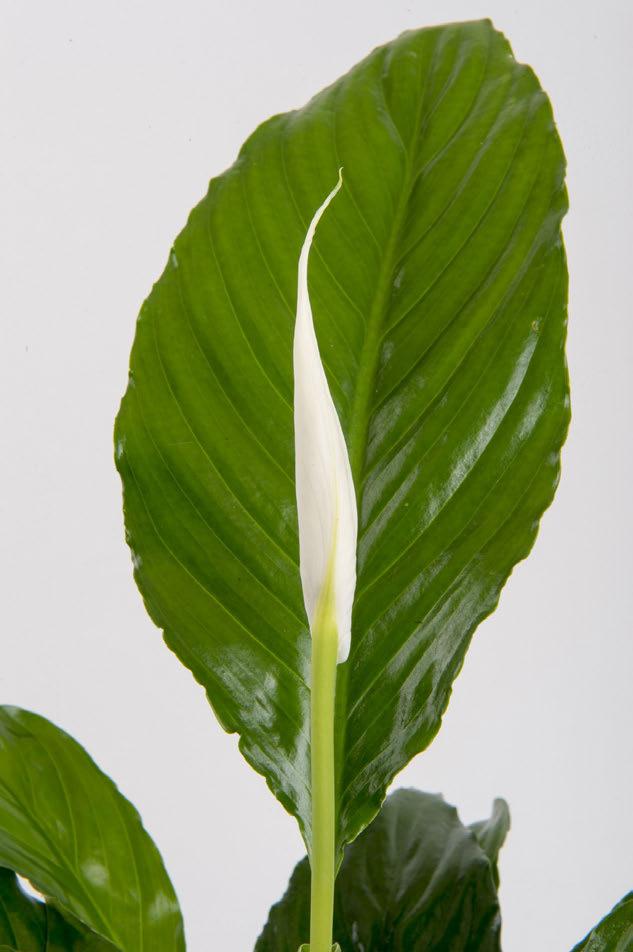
0, 707, 184, 951
115, 18, 569, 851
256, 788, 509, 951
571, 893, 633, 951
0, 868, 115, 951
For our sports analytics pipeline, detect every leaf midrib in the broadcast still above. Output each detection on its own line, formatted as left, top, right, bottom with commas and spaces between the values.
335, 39, 443, 835
346, 70, 433, 488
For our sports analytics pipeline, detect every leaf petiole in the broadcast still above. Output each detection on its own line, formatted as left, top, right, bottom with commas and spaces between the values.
309, 559, 338, 952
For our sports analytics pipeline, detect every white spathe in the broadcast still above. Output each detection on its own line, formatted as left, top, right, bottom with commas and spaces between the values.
293, 171, 358, 664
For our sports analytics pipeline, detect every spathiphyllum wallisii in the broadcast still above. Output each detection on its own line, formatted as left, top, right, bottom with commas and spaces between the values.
112, 17, 577, 951
5, 19, 628, 952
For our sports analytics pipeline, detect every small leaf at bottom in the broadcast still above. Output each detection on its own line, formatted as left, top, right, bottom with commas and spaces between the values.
0, 868, 116, 951
257, 788, 508, 951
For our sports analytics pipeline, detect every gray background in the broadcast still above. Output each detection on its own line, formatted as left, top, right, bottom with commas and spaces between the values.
1, 1, 631, 949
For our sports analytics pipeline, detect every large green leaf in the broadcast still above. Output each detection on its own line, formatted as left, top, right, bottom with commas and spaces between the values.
256, 788, 509, 951
0, 868, 115, 951
571, 893, 633, 951
115, 18, 568, 851
0, 707, 184, 951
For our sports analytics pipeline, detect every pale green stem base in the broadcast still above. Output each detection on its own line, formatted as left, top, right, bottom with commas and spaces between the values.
309, 574, 338, 952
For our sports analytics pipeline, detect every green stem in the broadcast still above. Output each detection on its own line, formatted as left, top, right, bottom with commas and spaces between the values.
309, 572, 338, 952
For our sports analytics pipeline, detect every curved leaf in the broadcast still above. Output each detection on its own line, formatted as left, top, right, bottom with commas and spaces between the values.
571, 893, 633, 952
468, 797, 510, 888
0, 707, 184, 951
256, 788, 509, 951
0, 868, 115, 951
115, 18, 568, 851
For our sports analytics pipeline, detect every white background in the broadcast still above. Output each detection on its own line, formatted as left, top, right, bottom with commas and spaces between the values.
1, 1, 631, 949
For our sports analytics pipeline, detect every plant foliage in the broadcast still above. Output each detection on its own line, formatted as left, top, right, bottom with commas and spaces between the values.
0, 708, 184, 951
115, 18, 569, 854
256, 789, 510, 951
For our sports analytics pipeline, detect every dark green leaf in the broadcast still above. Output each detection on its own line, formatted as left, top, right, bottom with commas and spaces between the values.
115, 18, 568, 852
0, 867, 116, 951
571, 893, 633, 951
468, 797, 510, 887
42, 911, 118, 952
0, 707, 185, 951
0, 867, 44, 952
256, 788, 509, 951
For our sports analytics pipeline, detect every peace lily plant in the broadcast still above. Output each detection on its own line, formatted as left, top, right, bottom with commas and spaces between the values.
0, 18, 630, 952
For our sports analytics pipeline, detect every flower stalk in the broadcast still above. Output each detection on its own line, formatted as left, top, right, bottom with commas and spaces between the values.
309, 558, 338, 952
